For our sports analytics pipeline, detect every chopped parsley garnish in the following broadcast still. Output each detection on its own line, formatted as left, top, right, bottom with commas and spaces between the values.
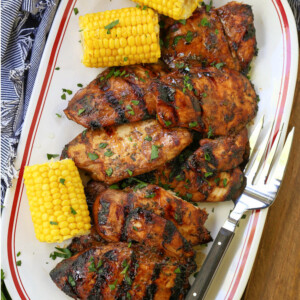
106, 168, 113, 177
223, 178, 228, 187
77, 83, 83, 87
173, 35, 184, 46
145, 192, 155, 198
128, 241, 132, 248
109, 184, 119, 189
47, 153, 59, 160
186, 193, 192, 200
127, 292, 131, 299
109, 279, 118, 291
56, 113, 62, 118
104, 149, 114, 157
204, 172, 213, 178
189, 121, 198, 128
50, 247, 72, 260
59, 178, 65, 185
174, 267, 181, 274
77, 108, 85, 115
215, 29, 219, 34
124, 57, 128, 61
178, 19, 186, 25
74, 7, 79, 15
126, 105, 135, 115
70, 207, 77, 215
50, 221, 58, 225
202, 93, 207, 98
128, 137, 133, 142
97, 260, 103, 268
150, 145, 160, 160
200, 17, 210, 27
68, 275, 76, 287
205, 0, 213, 12
16, 260, 22, 266
133, 226, 138, 231
88, 152, 99, 160
176, 174, 184, 181
142, 5, 148, 10
139, 77, 146, 82
241, 214, 247, 219
127, 169, 133, 176
164, 120, 172, 127
131, 100, 139, 105
61, 93, 66, 100
125, 274, 132, 285
144, 135, 152, 141
215, 62, 224, 69
99, 143, 108, 149
105, 20, 119, 34
205, 152, 211, 161
207, 126, 214, 138
145, 71, 150, 78
214, 178, 220, 185
17, 251, 21, 257
62, 88, 72, 95
175, 62, 185, 69
88, 261, 97, 272
185, 31, 193, 43
55, 67, 60, 70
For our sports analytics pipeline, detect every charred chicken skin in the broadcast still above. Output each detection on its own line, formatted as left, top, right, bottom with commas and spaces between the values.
50, 243, 195, 300
92, 186, 211, 245
62, 119, 193, 184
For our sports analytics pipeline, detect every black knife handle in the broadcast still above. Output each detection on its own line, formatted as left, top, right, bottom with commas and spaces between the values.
185, 227, 235, 300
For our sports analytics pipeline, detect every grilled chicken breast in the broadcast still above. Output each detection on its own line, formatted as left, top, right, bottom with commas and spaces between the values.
92, 186, 211, 245
64, 63, 167, 129
155, 66, 258, 135
217, 1, 257, 72
187, 128, 249, 174
62, 119, 193, 184
50, 244, 194, 300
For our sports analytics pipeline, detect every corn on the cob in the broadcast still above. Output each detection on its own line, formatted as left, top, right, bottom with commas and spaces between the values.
79, 7, 161, 68
23, 159, 91, 243
133, 0, 201, 20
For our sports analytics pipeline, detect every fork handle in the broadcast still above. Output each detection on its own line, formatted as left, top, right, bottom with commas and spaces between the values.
185, 227, 234, 300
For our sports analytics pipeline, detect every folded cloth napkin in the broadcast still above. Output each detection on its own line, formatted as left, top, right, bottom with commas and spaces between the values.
1, 0, 299, 204
1, 0, 60, 202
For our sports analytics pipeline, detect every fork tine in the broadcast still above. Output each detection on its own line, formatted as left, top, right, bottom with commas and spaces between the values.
269, 127, 295, 183
244, 115, 265, 174
259, 122, 284, 183
246, 120, 274, 184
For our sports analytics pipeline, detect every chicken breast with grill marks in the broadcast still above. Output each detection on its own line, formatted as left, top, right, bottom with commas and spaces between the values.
62, 119, 193, 184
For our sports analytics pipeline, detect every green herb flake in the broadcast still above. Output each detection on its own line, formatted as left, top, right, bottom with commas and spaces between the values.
204, 172, 213, 178
1, 269, 5, 280
215, 62, 224, 69
77, 83, 83, 87
212, 207, 215, 213
189, 121, 198, 128
104, 149, 114, 157
59, 178, 65, 185
204, 152, 211, 161
128, 241, 132, 248
145, 71, 150, 78
186, 193, 193, 201
215, 29, 219, 34
207, 126, 214, 138
127, 292, 131, 299
131, 100, 139, 105
61, 93, 66, 100
62, 88, 72, 95
74, 7, 79, 15
151, 145, 160, 161
139, 77, 146, 82
109, 279, 118, 291
50, 247, 72, 260
145, 192, 155, 198
205, 0, 213, 12
16, 260, 22, 266
241, 214, 247, 219
173, 35, 184, 46
77, 108, 85, 115
142, 5, 148, 10
202, 93, 207, 98
127, 169, 133, 176
50, 221, 58, 225
17, 251, 21, 257
128, 137, 133, 142
175, 62, 185, 69
97, 260, 103, 268
99, 143, 108, 149
185, 31, 194, 43
126, 105, 135, 116
214, 178, 220, 185
223, 178, 228, 187
70, 207, 77, 215
47, 153, 59, 160
56, 113, 62, 118
133, 226, 138, 231
88, 152, 99, 160
105, 20, 119, 34
164, 120, 172, 127
144, 135, 152, 141
124, 57, 128, 62
174, 267, 181, 274
178, 19, 186, 25
68, 275, 76, 287
55, 67, 60, 70
106, 168, 113, 177
109, 184, 119, 189
200, 17, 210, 27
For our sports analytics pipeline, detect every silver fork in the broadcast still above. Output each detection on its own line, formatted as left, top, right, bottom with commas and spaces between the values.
186, 116, 295, 300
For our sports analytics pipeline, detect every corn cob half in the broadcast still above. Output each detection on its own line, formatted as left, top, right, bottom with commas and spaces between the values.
79, 7, 161, 68
23, 159, 91, 243
133, 0, 201, 20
